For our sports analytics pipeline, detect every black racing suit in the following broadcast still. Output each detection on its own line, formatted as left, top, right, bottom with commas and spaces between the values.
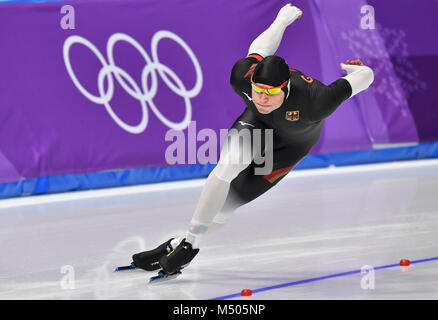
221, 53, 352, 212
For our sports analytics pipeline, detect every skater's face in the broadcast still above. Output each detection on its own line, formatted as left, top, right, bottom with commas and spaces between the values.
252, 83, 285, 114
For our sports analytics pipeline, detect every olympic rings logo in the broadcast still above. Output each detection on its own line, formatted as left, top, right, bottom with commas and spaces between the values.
63, 31, 203, 134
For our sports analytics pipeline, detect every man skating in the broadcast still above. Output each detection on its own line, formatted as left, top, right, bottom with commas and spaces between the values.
128, 3, 374, 281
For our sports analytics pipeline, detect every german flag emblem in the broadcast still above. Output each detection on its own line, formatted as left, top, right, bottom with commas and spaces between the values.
285, 110, 299, 122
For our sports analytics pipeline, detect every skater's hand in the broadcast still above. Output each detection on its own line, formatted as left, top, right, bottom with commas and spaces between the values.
340, 59, 365, 74
276, 3, 303, 27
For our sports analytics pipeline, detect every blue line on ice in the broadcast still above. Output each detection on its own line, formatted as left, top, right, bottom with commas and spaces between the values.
209, 256, 438, 300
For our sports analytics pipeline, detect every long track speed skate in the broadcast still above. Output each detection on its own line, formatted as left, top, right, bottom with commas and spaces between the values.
114, 238, 175, 272
148, 238, 199, 284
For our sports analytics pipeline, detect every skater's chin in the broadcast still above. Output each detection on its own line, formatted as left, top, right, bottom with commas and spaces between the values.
255, 104, 274, 114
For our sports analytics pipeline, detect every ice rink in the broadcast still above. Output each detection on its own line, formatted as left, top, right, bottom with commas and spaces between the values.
1, 159, 438, 300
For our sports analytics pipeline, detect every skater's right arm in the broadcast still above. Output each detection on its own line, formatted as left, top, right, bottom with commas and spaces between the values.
230, 4, 302, 93
247, 3, 302, 58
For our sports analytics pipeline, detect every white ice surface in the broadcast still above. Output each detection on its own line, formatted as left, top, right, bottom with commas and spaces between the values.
1, 159, 438, 300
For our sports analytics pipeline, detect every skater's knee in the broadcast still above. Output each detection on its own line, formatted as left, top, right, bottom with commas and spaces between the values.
212, 162, 248, 183
213, 135, 252, 182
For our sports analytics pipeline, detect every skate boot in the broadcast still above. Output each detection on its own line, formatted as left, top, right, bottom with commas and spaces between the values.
131, 238, 176, 271
149, 239, 199, 283
159, 238, 199, 274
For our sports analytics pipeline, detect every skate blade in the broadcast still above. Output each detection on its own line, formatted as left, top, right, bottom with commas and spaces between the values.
148, 271, 181, 284
114, 263, 136, 272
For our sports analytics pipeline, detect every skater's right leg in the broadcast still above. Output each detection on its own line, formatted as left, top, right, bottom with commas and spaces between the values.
154, 155, 249, 275
132, 110, 266, 273
130, 167, 237, 272
130, 121, 253, 272
185, 111, 267, 248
